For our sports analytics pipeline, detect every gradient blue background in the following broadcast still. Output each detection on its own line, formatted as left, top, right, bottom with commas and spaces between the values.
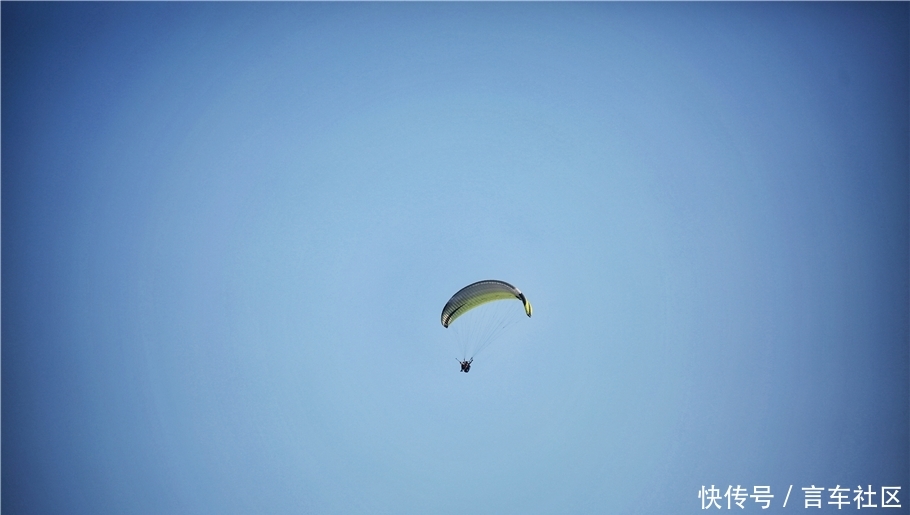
3, 3, 908, 514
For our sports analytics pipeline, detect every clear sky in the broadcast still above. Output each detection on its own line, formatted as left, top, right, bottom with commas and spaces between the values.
3, 3, 908, 514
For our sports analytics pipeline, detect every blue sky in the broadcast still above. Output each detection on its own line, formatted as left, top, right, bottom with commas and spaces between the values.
3, 3, 908, 514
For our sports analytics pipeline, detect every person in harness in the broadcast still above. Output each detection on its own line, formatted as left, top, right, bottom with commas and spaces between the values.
459, 358, 473, 373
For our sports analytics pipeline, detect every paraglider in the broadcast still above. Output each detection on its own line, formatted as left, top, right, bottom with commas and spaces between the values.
441, 280, 532, 372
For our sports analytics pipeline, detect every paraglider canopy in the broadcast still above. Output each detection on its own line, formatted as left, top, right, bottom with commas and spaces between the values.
441, 280, 532, 328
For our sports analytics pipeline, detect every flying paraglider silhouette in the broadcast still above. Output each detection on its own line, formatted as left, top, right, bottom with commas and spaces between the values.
441, 280, 532, 372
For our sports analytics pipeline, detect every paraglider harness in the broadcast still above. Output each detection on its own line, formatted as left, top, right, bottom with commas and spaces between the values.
459, 358, 473, 373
